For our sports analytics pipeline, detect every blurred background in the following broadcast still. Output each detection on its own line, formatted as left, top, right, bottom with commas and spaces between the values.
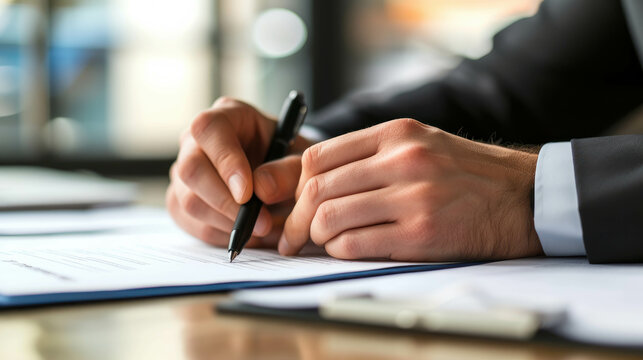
0, 0, 542, 175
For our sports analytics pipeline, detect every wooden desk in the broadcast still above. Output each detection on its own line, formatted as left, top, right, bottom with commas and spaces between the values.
1, 294, 642, 360
2, 177, 641, 360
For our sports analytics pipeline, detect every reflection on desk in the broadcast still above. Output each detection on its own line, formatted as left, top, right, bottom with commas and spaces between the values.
2, 294, 642, 360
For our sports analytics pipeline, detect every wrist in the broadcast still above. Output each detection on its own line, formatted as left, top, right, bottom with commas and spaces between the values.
497, 148, 542, 258
520, 151, 543, 256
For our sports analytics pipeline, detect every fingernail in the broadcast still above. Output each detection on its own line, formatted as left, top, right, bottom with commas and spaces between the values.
256, 169, 277, 196
253, 214, 270, 235
228, 173, 246, 203
278, 234, 290, 254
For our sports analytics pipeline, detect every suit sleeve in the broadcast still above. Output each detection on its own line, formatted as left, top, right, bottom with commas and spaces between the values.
307, 0, 643, 143
571, 135, 643, 263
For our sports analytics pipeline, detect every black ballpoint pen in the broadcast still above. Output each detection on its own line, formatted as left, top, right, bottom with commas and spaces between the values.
228, 91, 308, 262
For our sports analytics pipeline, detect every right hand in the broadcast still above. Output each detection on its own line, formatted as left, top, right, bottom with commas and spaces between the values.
166, 97, 313, 248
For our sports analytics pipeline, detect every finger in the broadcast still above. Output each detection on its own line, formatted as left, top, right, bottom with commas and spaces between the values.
309, 187, 397, 247
174, 176, 272, 237
175, 136, 273, 235
169, 161, 177, 179
175, 137, 240, 220
190, 108, 254, 204
279, 157, 387, 256
174, 179, 234, 232
298, 126, 381, 197
167, 184, 230, 247
167, 184, 265, 248
324, 223, 402, 260
179, 127, 191, 145
257, 213, 285, 248
253, 155, 302, 205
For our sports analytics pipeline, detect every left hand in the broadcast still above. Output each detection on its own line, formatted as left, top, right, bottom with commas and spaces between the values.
278, 118, 543, 261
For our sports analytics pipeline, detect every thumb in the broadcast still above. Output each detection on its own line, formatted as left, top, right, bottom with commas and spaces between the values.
253, 155, 302, 205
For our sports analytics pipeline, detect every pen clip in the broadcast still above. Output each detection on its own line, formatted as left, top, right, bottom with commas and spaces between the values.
276, 90, 308, 143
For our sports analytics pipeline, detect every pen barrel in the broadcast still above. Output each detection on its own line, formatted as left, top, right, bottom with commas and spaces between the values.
263, 138, 290, 163
229, 139, 287, 252
273, 90, 307, 144
229, 194, 263, 251
228, 91, 307, 257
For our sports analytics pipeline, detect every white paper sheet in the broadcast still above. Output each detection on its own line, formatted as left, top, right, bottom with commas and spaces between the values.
0, 225, 424, 297
233, 258, 643, 347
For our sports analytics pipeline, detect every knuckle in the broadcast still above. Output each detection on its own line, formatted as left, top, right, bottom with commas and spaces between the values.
301, 144, 321, 173
407, 183, 437, 209
181, 193, 203, 218
190, 111, 212, 139
175, 155, 201, 186
408, 215, 436, 244
211, 148, 238, 176
329, 234, 361, 259
402, 143, 432, 163
213, 96, 238, 107
387, 143, 433, 177
315, 201, 336, 233
303, 176, 324, 204
391, 118, 422, 136
309, 226, 326, 246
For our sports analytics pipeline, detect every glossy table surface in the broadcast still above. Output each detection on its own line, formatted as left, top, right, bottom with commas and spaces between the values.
2, 177, 642, 360
2, 293, 643, 360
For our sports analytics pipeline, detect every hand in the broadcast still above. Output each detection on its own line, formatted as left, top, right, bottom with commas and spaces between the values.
279, 118, 543, 261
166, 97, 313, 249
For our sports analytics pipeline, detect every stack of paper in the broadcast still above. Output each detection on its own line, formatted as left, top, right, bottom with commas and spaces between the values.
0, 207, 172, 235
0, 167, 137, 210
0, 211, 470, 306
231, 258, 643, 348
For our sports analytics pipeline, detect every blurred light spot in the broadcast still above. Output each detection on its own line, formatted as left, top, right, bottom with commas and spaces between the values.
112, 0, 211, 46
44, 117, 81, 153
252, 8, 307, 58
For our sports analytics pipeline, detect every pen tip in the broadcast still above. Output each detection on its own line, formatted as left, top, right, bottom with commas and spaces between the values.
229, 251, 239, 263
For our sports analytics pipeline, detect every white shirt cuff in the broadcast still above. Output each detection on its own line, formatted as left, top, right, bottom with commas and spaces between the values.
534, 142, 586, 256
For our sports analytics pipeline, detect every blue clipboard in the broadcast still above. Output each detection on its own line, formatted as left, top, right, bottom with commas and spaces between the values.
0, 262, 483, 308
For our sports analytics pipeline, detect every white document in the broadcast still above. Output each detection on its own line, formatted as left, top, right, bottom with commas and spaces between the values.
0, 207, 173, 235
0, 225, 425, 297
0, 167, 136, 210
233, 258, 643, 347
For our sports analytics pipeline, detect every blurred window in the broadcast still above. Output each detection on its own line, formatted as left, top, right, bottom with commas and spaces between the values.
0, 0, 538, 166
0, 0, 310, 164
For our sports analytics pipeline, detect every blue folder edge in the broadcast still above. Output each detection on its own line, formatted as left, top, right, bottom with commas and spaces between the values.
0, 262, 485, 308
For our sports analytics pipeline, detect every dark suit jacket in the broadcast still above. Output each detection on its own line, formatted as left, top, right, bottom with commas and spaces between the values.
307, 0, 643, 263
